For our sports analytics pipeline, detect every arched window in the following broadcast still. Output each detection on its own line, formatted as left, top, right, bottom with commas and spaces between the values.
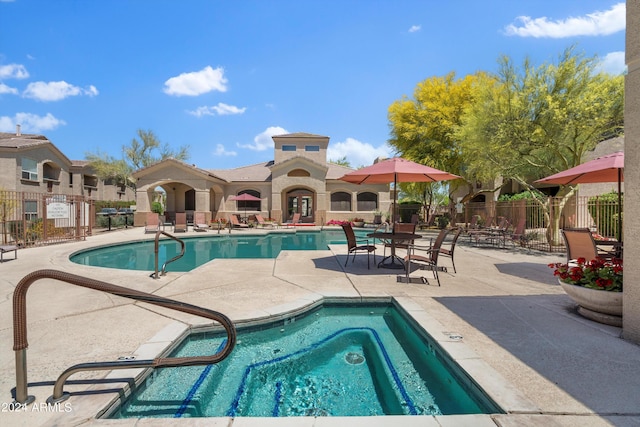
357, 192, 377, 211
287, 168, 310, 177
331, 192, 351, 211
237, 189, 261, 211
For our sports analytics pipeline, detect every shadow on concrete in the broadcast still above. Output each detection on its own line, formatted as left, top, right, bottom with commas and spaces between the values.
434, 293, 640, 415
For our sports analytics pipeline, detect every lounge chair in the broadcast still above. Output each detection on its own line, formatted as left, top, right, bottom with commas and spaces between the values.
506, 217, 527, 247
403, 228, 449, 286
144, 212, 161, 233
174, 212, 188, 232
285, 212, 301, 227
193, 212, 210, 232
255, 214, 276, 228
341, 223, 377, 269
561, 228, 600, 264
439, 227, 462, 273
229, 215, 249, 228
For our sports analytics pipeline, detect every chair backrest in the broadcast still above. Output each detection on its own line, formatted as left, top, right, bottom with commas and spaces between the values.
341, 223, 357, 250
394, 222, 416, 234
175, 212, 187, 224
561, 228, 598, 262
255, 214, 265, 223
448, 227, 463, 251
430, 229, 449, 263
291, 212, 301, 223
483, 216, 494, 228
511, 217, 526, 238
468, 215, 479, 229
146, 212, 159, 226
194, 212, 206, 224
410, 214, 419, 224
229, 215, 240, 225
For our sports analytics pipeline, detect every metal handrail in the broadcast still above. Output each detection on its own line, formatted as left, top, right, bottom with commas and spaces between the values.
153, 229, 185, 278
13, 269, 236, 405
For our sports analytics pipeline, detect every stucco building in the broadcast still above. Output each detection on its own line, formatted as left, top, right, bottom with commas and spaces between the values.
132, 132, 391, 226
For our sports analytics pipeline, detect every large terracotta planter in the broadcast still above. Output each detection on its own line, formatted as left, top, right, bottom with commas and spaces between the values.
559, 280, 622, 327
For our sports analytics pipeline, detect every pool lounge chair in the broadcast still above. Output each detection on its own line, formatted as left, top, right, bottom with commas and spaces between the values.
174, 212, 188, 232
193, 212, 210, 232
144, 212, 161, 233
229, 215, 249, 228
285, 212, 301, 227
255, 214, 276, 228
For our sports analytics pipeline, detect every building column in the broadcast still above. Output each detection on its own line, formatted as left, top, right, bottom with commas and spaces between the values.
623, 1, 640, 344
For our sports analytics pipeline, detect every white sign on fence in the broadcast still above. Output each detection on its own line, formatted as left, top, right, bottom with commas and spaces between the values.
47, 202, 69, 219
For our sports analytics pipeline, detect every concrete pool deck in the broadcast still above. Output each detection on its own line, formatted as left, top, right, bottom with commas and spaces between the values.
0, 226, 638, 426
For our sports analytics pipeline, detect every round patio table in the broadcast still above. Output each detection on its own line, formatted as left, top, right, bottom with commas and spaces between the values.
367, 232, 421, 269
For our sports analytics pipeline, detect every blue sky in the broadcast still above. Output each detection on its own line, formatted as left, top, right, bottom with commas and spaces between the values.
0, 1, 626, 170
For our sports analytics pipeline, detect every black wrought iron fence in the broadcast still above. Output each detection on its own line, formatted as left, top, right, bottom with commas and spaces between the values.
0, 190, 93, 247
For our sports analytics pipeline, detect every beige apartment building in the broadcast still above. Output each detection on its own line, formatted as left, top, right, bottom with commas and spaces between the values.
0, 129, 135, 201
132, 132, 391, 226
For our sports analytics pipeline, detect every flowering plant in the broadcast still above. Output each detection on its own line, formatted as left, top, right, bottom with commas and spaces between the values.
549, 257, 623, 292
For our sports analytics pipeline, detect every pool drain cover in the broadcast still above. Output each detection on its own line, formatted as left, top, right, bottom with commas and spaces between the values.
344, 352, 365, 365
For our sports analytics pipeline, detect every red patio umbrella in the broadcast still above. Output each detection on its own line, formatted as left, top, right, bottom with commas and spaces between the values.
339, 157, 461, 225
231, 193, 262, 220
535, 151, 624, 240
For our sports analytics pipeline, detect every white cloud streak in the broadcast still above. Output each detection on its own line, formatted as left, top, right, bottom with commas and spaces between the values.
0, 112, 66, 133
213, 143, 237, 156
163, 66, 228, 96
22, 81, 99, 101
596, 51, 626, 75
408, 25, 421, 33
0, 63, 29, 79
327, 137, 392, 168
504, 2, 625, 38
238, 126, 288, 151
0, 83, 18, 95
187, 103, 246, 117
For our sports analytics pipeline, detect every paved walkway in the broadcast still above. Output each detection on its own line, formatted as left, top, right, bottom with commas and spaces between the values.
0, 227, 638, 426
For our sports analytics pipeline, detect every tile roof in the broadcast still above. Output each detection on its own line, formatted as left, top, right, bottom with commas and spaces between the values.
0, 132, 50, 149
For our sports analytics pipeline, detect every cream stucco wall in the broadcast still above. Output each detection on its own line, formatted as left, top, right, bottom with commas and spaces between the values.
623, 0, 639, 344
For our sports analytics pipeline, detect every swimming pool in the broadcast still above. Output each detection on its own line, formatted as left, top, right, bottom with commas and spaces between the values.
70, 229, 372, 271
105, 301, 502, 418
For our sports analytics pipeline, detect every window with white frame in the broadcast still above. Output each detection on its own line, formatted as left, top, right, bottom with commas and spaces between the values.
24, 200, 38, 221
21, 157, 38, 181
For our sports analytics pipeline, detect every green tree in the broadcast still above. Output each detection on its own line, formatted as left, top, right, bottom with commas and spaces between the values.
456, 46, 624, 244
329, 156, 351, 167
388, 71, 486, 215
86, 129, 190, 186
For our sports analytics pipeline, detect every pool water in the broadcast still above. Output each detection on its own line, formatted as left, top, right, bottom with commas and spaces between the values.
70, 229, 371, 271
107, 302, 501, 418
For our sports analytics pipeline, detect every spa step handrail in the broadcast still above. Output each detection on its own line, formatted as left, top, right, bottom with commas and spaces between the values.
153, 229, 185, 278
12, 269, 236, 406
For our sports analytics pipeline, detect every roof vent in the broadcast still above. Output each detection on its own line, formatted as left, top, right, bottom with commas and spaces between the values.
16, 124, 21, 136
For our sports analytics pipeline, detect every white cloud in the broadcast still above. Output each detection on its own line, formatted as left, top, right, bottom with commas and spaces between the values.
0, 83, 18, 95
596, 51, 626, 75
0, 112, 66, 133
187, 103, 246, 117
408, 25, 421, 33
327, 137, 392, 168
238, 126, 288, 151
163, 66, 228, 96
22, 81, 98, 101
212, 143, 237, 156
0, 63, 29, 80
504, 2, 625, 38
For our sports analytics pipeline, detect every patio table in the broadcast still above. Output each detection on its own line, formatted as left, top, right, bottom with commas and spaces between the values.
367, 232, 421, 269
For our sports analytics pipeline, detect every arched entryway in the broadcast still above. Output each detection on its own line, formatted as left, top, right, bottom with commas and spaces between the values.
286, 188, 315, 223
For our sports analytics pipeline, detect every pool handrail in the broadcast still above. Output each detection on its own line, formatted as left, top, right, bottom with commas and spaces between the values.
153, 229, 186, 278
12, 269, 237, 406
